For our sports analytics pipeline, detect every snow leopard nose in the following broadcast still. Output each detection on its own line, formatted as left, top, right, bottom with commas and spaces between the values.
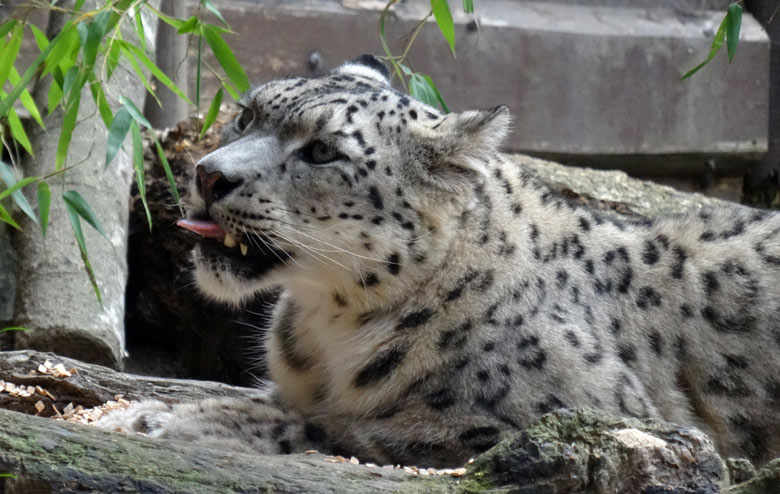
196, 165, 243, 209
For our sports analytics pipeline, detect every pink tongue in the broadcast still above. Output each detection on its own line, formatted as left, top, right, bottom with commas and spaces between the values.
177, 219, 227, 239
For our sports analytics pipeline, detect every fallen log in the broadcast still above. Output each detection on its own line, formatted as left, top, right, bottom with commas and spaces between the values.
2, 350, 778, 493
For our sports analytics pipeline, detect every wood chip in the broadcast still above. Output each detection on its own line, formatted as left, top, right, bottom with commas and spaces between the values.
304, 450, 319, 454
349, 456, 359, 465
34, 401, 45, 414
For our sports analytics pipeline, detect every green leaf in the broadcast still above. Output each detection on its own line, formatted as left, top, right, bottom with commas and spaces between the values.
0, 20, 18, 39
0, 24, 23, 90
726, 4, 742, 63
47, 74, 63, 115
196, 35, 203, 115
9, 66, 44, 128
106, 107, 133, 169
200, 87, 223, 139
0, 473, 17, 479
63, 190, 107, 239
29, 24, 49, 52
177, 16, 199, 34
422, 74, 449, 113
63, 195, 101, 303
0, 326, 27, 333
42, 24, 79, 77
0, 203, 20, 230
121, 95, 152, 129
37, 181, 50, 237
409, 74, 438, 107
119, 42, 193, 105
7, 107, 33, 156
154, 137, 182, 214
56, 89, 81, 170
202, 0, 228, 26
121, 45, 160, 107
154, 11, 186, 30
202, 24, 250, 93
0, 176, 38, 201
78, 15, 106, 71
462, 0, 474, 14
89, 73, 113, 127
131, 121, 152, 230
0, 23, 61, 118
431, 0, 456, 56
134, 5, 147, 52
62, 65, 79, 103
681, 13, 728, 80
106, 40, 121, 79
0, 160, 38, 225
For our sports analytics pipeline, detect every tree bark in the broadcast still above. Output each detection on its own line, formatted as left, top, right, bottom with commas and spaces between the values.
11, 1, 159, 369
144, 0, 190, 129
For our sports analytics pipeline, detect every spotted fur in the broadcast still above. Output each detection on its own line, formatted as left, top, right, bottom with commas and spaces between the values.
101, 56, 780, 468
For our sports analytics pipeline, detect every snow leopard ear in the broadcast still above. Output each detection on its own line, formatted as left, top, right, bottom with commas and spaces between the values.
418, 106, 511, 191
334, 55, 390, 85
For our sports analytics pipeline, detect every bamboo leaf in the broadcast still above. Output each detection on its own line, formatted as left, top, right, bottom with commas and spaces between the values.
37, 181, 50, 237
409, 74, 438, 107
202, 0, 228, 26
0, 24, 23, 90
47, 75, 63, 115
9, 66, 43, 128
196, 35, 203, 114
29, 24, 48, 52
62, 65, 79, 103
200, 87, 223, 139
120, 41, 193, 105
106, 39, 121, 79
154, 11, 186, 30
726, 3, 742, 63
0, 176, 38, 201
0, 20, 17, 39
121, 95, 152, 129
0, 23, 61, 118
0, 203, 20, 230
0, 326, 27, 333
422, 74, 450, 113
7, 107, 33, 156
42, 24, 79, 77
462, 0, 474, 14
89, 72, 113, 127
177, 16, 199, 34
131, 121, 152, 230
63, 195, 101, 303
0, 160, 38, 225
202, 24, 249, 92
63, 189, 107, 239
681, 13, 728, 80
56, 89, 81, 170
431, 0, 456, 56
105, 107, 133, 169
154, 137, 182, 214
133, 5, 147, 52
78, 16, 104, 70
121, 45, 160, 106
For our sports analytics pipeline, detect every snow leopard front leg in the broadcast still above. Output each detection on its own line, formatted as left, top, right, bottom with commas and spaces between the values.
97, 393, 331, 456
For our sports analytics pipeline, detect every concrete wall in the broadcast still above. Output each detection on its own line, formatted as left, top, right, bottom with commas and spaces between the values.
182, 0, 769, 176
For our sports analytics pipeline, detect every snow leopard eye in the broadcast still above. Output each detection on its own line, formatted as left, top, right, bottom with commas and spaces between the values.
299, 140, 345, 166
236, 108, 254, 132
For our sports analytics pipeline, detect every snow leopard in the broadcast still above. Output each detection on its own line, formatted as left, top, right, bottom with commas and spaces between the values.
101, 55, 780, 468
